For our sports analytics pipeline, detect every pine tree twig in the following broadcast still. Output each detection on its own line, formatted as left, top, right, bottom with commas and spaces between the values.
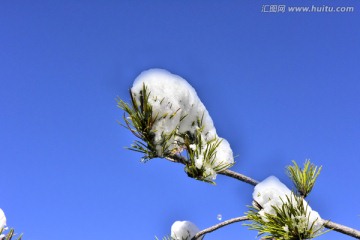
165, 155, 259, 186
165, 154, 187, 165
191, 216, 249, 240
219, 169, 259, 186
165, 155, 360, 239
324, 220, 360, 239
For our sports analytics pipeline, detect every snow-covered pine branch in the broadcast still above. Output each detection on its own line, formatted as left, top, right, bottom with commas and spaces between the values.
247, 176, 325, 239
118, 69, 360, 240
118, 69, 234, 183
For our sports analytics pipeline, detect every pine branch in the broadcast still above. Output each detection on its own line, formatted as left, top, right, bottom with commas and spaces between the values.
165, 155, 259, 186
246, 194, 326, 239
287, 160, 322, 197
0, 228, 22, 240
164, 155, 360, 239
120, 71, 360, 239
219, 169, 259, 186
191, 216, 249, 240
120, 90, 359, 239
324, 221, 360, 239
166, 154, 187, 165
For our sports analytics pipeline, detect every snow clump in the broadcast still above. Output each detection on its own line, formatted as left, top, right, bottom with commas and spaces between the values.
131, 69, 234, 180
171, 220, 203, 240
0, 208, 6, 240
253, 176, 323, 232
0, 209, 6, 230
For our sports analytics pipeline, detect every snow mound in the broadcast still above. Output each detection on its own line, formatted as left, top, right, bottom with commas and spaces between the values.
171, 220, 203, 240
131, 69, 234, 180
253, 176, 323, 232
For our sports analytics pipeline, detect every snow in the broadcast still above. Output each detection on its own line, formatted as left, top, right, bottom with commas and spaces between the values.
171, 220, 203, 240
212, 138, 234, 169
131, 69, 234, 179
253, 176, 323, 232
132, 69, 216, 145
253, 176, 292, 218
0, 209, 6, 229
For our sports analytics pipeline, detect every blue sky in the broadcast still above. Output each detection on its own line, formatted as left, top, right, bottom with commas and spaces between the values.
1, 1, 359, 239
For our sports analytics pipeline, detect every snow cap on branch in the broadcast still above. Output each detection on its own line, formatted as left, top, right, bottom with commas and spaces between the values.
132, 69, 216, 143
131, 69, 234, 181
253, 176, 292, 217
171, 220, 203, 240
0, 209, 6, 230
253, 176, 323, 232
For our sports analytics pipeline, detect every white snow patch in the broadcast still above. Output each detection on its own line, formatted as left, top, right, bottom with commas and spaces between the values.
253, 176, 323, 231
253, 176, 292, 219
131, 69, 234, 178
171, 220, 203, 240
0, 209, 6, 230
132, 69, 215, 143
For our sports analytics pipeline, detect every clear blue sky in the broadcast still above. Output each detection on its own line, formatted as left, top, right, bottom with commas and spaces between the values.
1, 1, 359, 239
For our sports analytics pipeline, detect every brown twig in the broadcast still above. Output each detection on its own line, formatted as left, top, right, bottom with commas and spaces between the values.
191, 216, 249, 240
219, 169, 259, 186
324, 220, 360, 239
166, 155, 259, 185
165, 154, 187, 165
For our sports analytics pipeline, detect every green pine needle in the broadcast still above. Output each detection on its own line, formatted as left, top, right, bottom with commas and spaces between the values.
117, 84, 181, 161
246, 194, 327, 239
287, 160, 322, 198
118, 83, 233, 184
0, 228, 23, 240
180, 122, 234, 185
